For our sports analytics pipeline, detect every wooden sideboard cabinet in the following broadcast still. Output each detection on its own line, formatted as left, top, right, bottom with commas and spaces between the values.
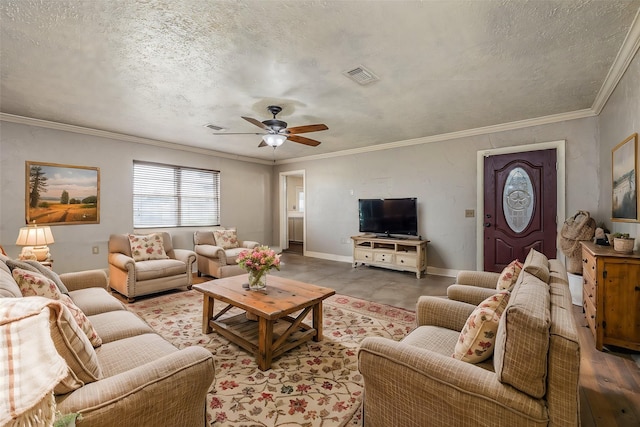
581, 241, 640, 351
351, 235, 428, 278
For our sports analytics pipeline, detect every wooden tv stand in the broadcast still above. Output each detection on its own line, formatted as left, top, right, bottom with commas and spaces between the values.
351, 234, 428, 278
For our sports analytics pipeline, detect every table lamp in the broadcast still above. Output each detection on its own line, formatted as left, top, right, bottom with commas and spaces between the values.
15, 222, 55, 261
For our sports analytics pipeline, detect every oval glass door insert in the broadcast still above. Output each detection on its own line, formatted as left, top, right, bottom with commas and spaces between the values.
503, 167, 534, 233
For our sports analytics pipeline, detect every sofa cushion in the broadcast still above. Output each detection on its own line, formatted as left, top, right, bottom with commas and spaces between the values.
128, 233, 170, 262
13, 268, 102, 348
95, 333, 178, 377
494, 271, 551, 398
453, 290, 510, 363
134, 258, 187, 281
69, 287, 125, 316
214, 229, 239, 249
523, 249, 550, 283
496, 260, 522, 291
88, 310, 155, 343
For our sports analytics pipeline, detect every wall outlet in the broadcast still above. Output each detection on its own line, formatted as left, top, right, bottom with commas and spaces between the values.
465, 209, 475, 218
92, 246, 99, 254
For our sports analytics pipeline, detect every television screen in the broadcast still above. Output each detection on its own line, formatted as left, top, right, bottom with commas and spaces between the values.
358, 198, 418, 236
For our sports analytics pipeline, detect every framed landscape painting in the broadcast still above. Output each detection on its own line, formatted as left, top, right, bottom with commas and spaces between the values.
26, 161, 100, 225
612, 133, 639, 222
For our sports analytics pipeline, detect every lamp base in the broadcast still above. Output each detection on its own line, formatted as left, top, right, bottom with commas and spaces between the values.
19, 246, 50, 262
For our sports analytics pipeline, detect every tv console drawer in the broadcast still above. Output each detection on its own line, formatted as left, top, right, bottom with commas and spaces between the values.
354, 249, 373, 262
395, 253, 416, 267
374, 252, 393, 263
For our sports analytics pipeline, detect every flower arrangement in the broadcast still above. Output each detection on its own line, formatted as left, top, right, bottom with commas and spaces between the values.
236, 246, 281, 290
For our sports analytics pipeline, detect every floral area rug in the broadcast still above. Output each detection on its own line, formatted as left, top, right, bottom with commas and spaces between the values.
128, 290, 415, 427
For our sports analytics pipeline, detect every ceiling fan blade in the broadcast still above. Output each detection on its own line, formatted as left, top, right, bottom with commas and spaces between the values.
258, 141, 268, 147
287, 134, 321, 147
242, 116, 269, 130
286, 124, 328, 134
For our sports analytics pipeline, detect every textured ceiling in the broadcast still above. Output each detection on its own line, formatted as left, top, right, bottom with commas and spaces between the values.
1, 0, 639, 161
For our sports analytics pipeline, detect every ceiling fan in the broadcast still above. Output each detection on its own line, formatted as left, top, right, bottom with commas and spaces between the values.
214, 105, 328, 148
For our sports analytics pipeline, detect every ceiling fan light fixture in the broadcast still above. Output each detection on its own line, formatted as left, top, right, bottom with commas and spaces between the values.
262, 134, 287, 147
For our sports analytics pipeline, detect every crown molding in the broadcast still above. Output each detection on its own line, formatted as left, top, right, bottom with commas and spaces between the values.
275, 108, 595, 165
591, 8, 640, 114
0, 113, 273, 165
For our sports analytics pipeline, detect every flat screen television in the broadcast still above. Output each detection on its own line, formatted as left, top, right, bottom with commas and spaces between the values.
358, 198, 418, 237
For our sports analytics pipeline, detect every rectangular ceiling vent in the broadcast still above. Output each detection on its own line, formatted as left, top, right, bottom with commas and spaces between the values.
204, 123, 224, 131
343, 65, 379, 85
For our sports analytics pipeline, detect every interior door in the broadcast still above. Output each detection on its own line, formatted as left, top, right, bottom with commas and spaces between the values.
484, 149, 557, 272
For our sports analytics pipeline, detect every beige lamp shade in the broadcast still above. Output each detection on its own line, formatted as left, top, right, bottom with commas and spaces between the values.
15, 224, 55, 261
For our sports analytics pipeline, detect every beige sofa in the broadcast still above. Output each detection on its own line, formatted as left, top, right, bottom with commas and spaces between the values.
358, 250, 580, 426
0, 254, 215, 426
108, 232, 196, 302
193, 228, 260, 278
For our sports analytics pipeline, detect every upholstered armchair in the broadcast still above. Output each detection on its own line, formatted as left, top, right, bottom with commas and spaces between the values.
193, 227, 260, 278
108, 232, 196, 302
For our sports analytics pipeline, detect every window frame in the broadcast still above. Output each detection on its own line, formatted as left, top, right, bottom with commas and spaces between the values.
132, 160, 220, 228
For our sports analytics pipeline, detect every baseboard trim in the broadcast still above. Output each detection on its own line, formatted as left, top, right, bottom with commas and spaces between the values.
303, 251, 457, 278
303, 251, 353, 264
426, 266, 457, 278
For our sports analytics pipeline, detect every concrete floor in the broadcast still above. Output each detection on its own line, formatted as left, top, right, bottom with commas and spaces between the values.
270, 252, 455, 310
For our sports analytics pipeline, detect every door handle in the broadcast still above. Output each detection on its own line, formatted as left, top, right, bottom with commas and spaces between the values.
484, 222, 492, 228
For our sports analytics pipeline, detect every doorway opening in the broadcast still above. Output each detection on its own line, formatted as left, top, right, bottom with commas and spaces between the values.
279, 170, 305, 255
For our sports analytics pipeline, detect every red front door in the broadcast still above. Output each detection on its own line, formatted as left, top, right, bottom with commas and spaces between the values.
484, 149, 557, 272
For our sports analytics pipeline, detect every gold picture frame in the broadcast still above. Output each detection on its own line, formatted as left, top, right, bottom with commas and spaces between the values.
612, 133, 639, 222
26, 161, 100, 225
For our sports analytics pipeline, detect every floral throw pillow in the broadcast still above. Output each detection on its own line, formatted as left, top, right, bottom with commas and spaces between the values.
213, 229, 239, 250
12, 268, 102, 347
496, 259, 523, 291
128, 233, 169, 262
453, 290, 511, 363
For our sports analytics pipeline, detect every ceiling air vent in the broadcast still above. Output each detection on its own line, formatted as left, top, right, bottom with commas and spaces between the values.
343, 65, 379, 85
204, 123, 225, 131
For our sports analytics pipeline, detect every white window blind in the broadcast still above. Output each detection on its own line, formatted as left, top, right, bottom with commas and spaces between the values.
133, 161, 220, 228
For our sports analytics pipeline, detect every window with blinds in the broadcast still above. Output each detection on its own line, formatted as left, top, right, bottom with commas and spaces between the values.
133, 161, 220, 228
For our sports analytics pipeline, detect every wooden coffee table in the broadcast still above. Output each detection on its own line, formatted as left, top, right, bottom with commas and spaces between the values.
193, 274, 335, 370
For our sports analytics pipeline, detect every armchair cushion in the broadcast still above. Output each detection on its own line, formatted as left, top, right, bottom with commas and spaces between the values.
127, 233, 169, 261
213, 228, 239, 249
453, 290, 510, 363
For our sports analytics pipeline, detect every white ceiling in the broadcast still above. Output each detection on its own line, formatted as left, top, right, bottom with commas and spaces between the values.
1, 1, 639, 162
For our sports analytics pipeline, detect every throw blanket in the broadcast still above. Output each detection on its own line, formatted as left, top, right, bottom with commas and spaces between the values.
0, 297, 68, 426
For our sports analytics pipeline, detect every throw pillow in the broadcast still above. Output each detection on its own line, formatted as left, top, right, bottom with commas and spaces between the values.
213, 229, 239, 249
496, 259, 523, 291
453, 290, 511, 363
128, 233, 169, 262
12, 268, 102, 347
24, 260, 69, 295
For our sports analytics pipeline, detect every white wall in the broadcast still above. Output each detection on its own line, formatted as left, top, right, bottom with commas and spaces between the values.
0, 122, 273, 273
7, 50, 638, 275
598, 49, 640, 239
275, 116, 600, 272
